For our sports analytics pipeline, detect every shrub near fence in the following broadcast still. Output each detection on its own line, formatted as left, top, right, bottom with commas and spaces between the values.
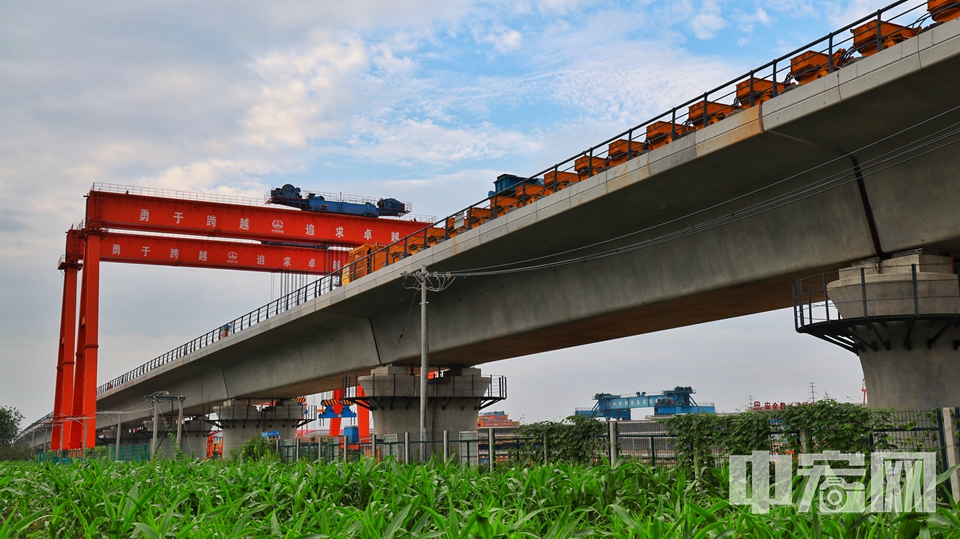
664, 399, 949, 475
517, 414, 607, 464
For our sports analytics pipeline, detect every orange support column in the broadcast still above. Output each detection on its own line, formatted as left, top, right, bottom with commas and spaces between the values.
80, 233, 101, 449
357, 386, 370, 442
50, 264, 79, 451
69, 233, 101, 449
66, 262, 87, 449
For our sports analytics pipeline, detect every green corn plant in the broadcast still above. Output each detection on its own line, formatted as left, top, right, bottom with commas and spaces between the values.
7, 457, 960, 537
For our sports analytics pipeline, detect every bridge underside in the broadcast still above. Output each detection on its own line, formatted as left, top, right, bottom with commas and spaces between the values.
96, 20, 960, 425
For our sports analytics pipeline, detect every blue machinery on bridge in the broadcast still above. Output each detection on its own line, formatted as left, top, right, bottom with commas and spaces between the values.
576, 386, 716, 420
268, 184, 410, 218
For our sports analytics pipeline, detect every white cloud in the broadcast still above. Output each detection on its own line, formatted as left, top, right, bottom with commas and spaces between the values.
476, 24, 524, 53
243, 36, 371, 149
827, 0, 898, 27
536, 0, 599, 13
755, 7, 773, 24
692, 12, 728, 39
543, 53, 737, 126
344, 117, 539, 164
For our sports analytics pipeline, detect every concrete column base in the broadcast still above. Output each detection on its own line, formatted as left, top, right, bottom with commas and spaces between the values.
213, 400, 305, 458
358, 366, 494, 443
855, 320, 960, 409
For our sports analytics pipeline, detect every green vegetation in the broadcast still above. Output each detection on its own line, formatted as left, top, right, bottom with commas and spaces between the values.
0, 407, 23, 446
0, 406, 31, 462
517, 414, 606, 463
664, 400, 941, 472
2, 458, 960, 538
236, 436, 282, 462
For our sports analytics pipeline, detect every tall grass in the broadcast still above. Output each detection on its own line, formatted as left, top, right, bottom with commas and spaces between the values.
1, 459, 959, 538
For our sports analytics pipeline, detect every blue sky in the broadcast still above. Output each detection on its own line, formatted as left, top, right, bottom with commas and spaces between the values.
0, 0, 890, 425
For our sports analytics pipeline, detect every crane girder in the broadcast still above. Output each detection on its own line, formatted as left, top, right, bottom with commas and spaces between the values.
91, 230, 348, 274
86, 190, 429, 247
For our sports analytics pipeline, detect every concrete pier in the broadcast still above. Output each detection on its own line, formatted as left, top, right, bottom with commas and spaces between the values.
826, 251, 960, 408
140, 415, 214, 459
357, 366, 499, 442
213, 400, 305, 458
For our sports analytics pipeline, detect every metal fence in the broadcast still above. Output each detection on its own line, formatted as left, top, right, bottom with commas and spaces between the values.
108, 444, 151, 462
92, 0, 939, 397
278, 432, 545, 466
617, 422, 679, 467
273, 409, 955, 473
31, 408, 958, 474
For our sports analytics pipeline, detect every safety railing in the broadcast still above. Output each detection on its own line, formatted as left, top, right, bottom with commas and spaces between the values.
794, 260, 960, 326
793, 258, 960, 352
99, 0, 940, 395
92, 183, 279, 208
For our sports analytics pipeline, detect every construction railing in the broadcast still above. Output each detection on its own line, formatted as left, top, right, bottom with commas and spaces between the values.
793, 259, 960, 353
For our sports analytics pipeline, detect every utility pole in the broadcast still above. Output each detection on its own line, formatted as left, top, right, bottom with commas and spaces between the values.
176, 399, 184, 454
809, 382, 817, 403
150, 400, 159, 457
145, 394, 185, 458
115, 414, 122, 462
419, 265, 428, 455
403, 266, 453, 460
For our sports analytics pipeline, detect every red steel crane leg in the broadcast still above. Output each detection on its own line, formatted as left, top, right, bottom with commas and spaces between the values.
329, 389, 343, 438
66, 262, 87, 449
357, 386, 370, 442
68, 234, 101, 449
50, 265, 78, 451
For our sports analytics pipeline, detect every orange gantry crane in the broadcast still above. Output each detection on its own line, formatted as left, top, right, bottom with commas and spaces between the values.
85, 189, 421, 246
52, 185, 426, 450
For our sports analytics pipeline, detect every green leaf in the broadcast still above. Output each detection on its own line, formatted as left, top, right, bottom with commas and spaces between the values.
383, 504, 412, 539
132, 522, 162, 539
610, 504, 639, 531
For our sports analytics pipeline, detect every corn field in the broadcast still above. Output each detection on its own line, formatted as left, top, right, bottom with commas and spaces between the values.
2, 459, 960, 538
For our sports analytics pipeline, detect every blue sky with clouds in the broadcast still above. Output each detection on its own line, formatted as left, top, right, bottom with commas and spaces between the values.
0, 0, 892, 425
